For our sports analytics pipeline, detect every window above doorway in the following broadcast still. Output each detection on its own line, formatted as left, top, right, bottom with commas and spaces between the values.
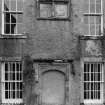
37, 0, 70, 20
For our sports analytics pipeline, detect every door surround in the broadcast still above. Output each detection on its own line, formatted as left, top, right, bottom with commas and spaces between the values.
34, 62, 71, 105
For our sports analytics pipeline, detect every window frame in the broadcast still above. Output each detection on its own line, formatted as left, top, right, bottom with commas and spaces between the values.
81, 59, 104, 104
83, 0, 103, 36
1, 61, 23, 103
2, 0, 24, 35
37, 0, 70, 20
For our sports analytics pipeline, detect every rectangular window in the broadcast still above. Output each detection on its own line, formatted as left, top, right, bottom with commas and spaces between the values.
83, 62, 103, 103
2, 0, 24, 35
38, 0, 69, 19
84, 16, 101, 36
84, 0, 102, 14
1, 61, 23, 103
83, 0, 103, 36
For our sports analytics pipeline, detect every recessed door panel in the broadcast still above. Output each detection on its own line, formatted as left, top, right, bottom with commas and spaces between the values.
41, 71, 65, 105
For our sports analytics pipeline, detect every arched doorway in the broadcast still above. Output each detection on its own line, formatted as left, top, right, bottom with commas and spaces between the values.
41, 70, 65, 105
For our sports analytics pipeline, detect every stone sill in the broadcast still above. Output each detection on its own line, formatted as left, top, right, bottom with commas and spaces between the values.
0, 34, 27, 39
79, 35, 105, 40
33, 59, 73, 63
37, 17, 70, 21
0, 57, 22, 61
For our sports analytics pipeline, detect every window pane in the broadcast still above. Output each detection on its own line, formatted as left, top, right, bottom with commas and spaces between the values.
17, 0, 23, 11
98, 64, 101, 72
20, 63, 22, 71
13, 73, 15, 80
96, 25, 101, 35
84, 16, 88, 24
4, 24, 10, 34
5, 91, 9, 99
20, 82, 23, 90
96, 4, 101, 13
9, 83, 11, 90
20, 73, 22, 80
17, 82, 19, 89
11, 24, 16, 34
10, 63, 13, 72
8, 91, 10, 98
94, 91, 97, 99
91, 64, 94, 72
90, 0, 95, 13
90, 16, 95, 24
91, 83, 94, 90
11, 14, 16, 23
12, 82, 15, 90
96, 0, 101, 13
84, 91, 89, 99
84, 25, 89, 35
17, 73, 20, 80
91, 91, 94, 99
10, 73, 13, 80
91, 73, 94, 81
94, 63, 98, 72
54, 4, 68, 18
90, 25, 95, 35
90, 4, 95, 13
40, 3, 52, 18
4, 0, 9, 11
84, 83, 90, 91
84, 73, 90, 81
17, 24, 23, 34
5, 63, 8, 72
17, 90, 20, 98
17, 14, 23, 23
13, 90, 15, 98
84, 16, 89, 35
5, 82, 8, 90
13, 63, 15, 71
17, 63, 20, 71
96, 16, 101, 25
84, 0, 89, 13
98, 91, 100, 99
20, 91, 22, 98
5, 73, 8, 80
84, 63, 89, 72
11, 0, 16, 11
4, 13, 10, 23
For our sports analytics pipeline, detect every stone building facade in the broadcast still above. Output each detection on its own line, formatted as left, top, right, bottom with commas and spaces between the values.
0, 0, 105, 105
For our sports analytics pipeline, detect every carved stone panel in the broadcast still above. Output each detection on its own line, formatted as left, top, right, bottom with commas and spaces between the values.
81, 40, 102, 57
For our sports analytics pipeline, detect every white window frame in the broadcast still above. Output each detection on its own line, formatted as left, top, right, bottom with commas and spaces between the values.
81, 59, 104, 104
2, 0, 24, 35
1, 61, 23, 103
38, 0, 69, 19
83, 0, 103, 36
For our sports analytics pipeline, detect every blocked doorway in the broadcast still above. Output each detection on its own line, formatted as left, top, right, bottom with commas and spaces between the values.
41, 70, 65, 105
34, 63, 70, 105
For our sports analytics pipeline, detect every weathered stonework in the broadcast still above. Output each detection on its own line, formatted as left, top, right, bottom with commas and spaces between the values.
0, 0, 105, 105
